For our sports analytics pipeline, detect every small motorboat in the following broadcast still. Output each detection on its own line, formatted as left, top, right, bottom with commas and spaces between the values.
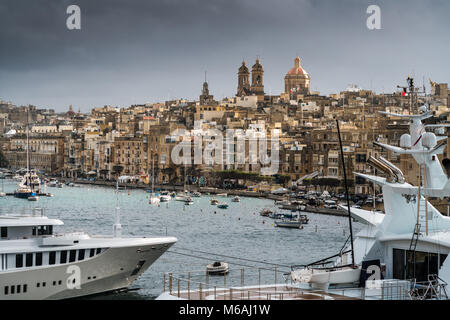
27, 195, 39, 201
184, 196, 194, 205
275, 199, 291, 206
217, 203, 229, 209
275, 218, 303, 228
175, 193, 189, 201
299, 214, 309, 224
191, 191, 201, 197
206, 261, 229, 275
0, 192, 6, 197
216, 193, 227, 197
149, 194, 160, 204
231, 196, 240, 202
259, 209, 273, 216
210, 198, 219, 205
290, 265, 361, 290
159, 191, 171, 202
268, 212, 285, 219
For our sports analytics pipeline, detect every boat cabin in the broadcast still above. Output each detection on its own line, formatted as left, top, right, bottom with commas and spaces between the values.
0, 216, 63, 240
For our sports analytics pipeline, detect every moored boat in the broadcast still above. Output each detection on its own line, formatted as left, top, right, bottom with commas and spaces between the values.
231, 196, 240, 202
206, 261, 229, 275
217, 203, 229, 209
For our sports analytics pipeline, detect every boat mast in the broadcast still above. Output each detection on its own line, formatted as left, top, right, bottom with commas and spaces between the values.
26, 106, 31, 189
152, 153, 155, 193
113, 179, 122, 237
336, 119, 355, 267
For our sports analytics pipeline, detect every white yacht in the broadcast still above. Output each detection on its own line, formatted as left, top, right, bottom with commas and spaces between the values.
291, 100, 450, 295
157, 80, 450, 300
0, 207, 177, 300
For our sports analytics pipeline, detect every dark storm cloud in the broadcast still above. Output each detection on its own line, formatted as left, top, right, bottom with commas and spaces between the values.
0, 0, 449, 111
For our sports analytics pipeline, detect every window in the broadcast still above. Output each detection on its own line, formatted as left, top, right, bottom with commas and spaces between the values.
96, 248, 101, 255
78, 249, 85, 261
36, 252, 42, 266
11, 286, 15, 294
1, 227, 7, 239
49, 251, 56, 265
16, 285, 21, 294
23, 284, 27, 293
16, 254, 23, 268
69, 250, 76, 263
90, 248, 95, 257
60, 251, 67, 264
4, 286, 8, 295
26, 253, 33, 267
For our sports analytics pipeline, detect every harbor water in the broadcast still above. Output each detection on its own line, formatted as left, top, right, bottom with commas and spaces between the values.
0, 180, 362, 299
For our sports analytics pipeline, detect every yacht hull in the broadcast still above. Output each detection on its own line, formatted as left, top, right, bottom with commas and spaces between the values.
0, 240, 176, 300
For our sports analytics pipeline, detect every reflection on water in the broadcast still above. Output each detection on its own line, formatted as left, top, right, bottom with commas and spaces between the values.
0, 180, 361, 299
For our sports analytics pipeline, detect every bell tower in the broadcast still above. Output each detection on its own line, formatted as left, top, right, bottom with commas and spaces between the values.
237, 61, 250, 96
251, 57, 264, 95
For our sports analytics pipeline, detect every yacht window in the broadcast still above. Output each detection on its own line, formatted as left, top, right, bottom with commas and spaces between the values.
23, 284, 27, 293
48, 225, 53, 235
32, 227, 36, 236
16, 285, 21, 294
36, 252, 43, 266
26, 253, 33, 267
4, 286, 8, 295
1, 227, 7, 239
78, 249, 85, 261
60, 251, 67, 264
49, 251, 56, 265
96, 248, 101, 255
69, 250, 76, 263
89, 249, 95, 257
16, 254, 23, 268
11, 286, 15, 294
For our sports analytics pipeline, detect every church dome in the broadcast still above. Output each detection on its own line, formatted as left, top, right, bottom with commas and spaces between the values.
286, 57, 309, 77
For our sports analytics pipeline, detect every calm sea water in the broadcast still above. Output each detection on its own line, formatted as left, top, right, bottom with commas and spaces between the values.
0, 179, 362, 299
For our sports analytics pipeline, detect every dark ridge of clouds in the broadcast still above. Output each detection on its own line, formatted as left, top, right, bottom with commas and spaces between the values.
0, 0, 449, 111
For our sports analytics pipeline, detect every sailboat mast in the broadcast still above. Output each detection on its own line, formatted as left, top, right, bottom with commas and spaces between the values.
152, 154, 155, 191
26, 106, 30, 174
336, 119, 355, 267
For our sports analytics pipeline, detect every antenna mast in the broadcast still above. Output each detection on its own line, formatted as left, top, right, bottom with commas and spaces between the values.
336, 119, 355, 267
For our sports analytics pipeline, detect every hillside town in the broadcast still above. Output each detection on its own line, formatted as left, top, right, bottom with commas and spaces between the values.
1, 57, 449, 201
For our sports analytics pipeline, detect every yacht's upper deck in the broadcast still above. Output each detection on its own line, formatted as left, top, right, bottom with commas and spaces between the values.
0, 208, 63, 228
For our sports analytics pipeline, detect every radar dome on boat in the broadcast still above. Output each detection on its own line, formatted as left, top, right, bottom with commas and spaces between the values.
422, 132, 437, 149
399, 134, 411, 148
435, 127, 445, 135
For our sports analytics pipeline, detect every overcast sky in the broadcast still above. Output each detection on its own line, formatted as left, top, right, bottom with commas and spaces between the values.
0, 0, 449, 112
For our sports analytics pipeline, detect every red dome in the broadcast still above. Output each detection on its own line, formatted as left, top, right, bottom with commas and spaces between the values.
286, 56, 309, 77
287, 67, 307, 75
